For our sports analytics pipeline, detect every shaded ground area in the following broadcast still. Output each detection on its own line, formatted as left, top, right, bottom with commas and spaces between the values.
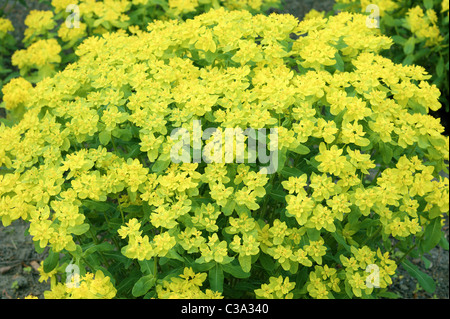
0, 220, 49, 299
389, 223, 449, 299
0, 0, 448, 300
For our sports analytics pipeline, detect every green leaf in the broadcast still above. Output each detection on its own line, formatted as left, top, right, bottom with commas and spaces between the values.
18, 0, 28, 7
334, 52, 345, 72
67, 223, 90, 236
269, 189, 287, 203
391, 35, 407, 46
439, 232, 449, 250
238, 254, 252, 273
125, 144, 142, 160
436, 56, 444, 77
132, 274, 156, 297
276, 150, 288, 174
401, 259, 436, 293
43, 249, 59, 273
165, 249, 185, 262
402, 54, 415, 66
209, 263, 224, 293
291, 144, 310, 155
403, 37, 415, 55
379, 142, 393, 164
222, 199, 236, 216
83, 200, 113, 212
377, 291, 400, 299
138, 260, 154, 275
428, 206, 442, 220
34, 240, 45, 254
259, 253, 276, 272
423, 0, 434, 10
307, 228, 321, 241
421, 217, 442, 253
151, 157, 171, 173
280, 166, 304, 178
116, 269, 141, 296
331, 231, 351, 252
83, 242, 115, 258
112, 128, 132, 141
222, 261, 251, 279
205, 51, 217, 64
421, 256, 432, 269
190, 261, 216, 273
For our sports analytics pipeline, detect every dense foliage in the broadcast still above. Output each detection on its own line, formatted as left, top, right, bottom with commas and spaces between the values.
0, 7, 448, 299
333, 0, 449, 130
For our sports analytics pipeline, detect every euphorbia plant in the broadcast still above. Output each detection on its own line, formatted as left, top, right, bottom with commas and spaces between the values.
0, 9, 448, 299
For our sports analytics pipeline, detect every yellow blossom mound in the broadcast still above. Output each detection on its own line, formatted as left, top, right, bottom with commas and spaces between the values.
1, 8, 448, 299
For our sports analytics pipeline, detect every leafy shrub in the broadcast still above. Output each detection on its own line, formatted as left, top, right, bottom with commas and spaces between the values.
0, 8, 449, 299
3, 0, 280, 83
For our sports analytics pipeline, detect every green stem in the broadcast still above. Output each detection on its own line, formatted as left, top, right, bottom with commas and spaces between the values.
87, 228, 111, 268
396, 243, 418, 265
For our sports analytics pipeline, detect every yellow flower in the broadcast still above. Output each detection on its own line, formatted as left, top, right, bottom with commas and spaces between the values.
316, 143, 352, 177
51, 0, 78, 13
0, 17, 14, 35
1, 77, 33, 110
406, 6, 444, 46
12, 38, 61, 77
303, 9, 326, 20
58, 23, 87, 42
168, 0, 199, 15
44, 270, 116, 299
156, 267, 223, 299
23, 10, 56, 43
255, 276, 295, 299
442, 0, 449, 13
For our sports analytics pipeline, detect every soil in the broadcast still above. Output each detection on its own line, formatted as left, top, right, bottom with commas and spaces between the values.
0, 220, 50, 299
0, 0, 448, 300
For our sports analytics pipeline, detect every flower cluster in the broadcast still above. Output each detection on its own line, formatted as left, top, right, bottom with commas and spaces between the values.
0, 17, 14, 35
0, 8, 448, 300
1, 77, 33, 111
341, 247, 397, 297
254, 276, 296, 299
43, 270, 117, 299
23, 10, 56, 44
11, 38, 61, 81
332, 0, 449, 116
405, 6, 443, 46
155, 267, 223, 299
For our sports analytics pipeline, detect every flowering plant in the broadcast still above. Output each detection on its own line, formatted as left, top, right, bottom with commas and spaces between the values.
0, 8, 448, 299
4, 0, 280, 85
333, 0, 449, 115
